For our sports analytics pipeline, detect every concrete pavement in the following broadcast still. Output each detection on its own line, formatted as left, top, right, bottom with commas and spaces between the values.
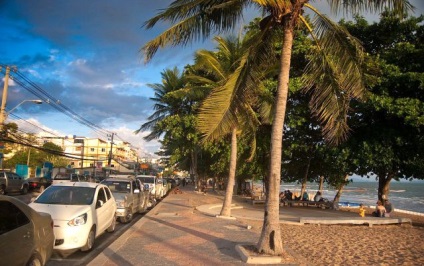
88, 185, 410, 265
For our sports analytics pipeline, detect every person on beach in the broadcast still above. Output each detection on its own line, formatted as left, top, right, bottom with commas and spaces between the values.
359, 204, 366, 217
302, 191, 309, 201
372, 200, 386, 217
314, 191, 322, 202
384, 199, 394, 217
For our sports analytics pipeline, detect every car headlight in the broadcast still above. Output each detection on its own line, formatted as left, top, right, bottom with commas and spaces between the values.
68, 213, 87, 226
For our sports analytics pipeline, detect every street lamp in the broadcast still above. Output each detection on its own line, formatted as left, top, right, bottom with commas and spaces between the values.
0, 99, 43, 169
6, 99, 43, 115
0, 99, 43, 127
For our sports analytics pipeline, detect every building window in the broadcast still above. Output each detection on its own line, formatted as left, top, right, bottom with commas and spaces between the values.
101, 148, 106, 152
90, 148, 95, 152
76, 147, 82, 151
70, 162, 75, 166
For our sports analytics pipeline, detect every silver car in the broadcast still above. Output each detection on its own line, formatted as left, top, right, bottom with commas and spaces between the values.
0, 195, 55, 266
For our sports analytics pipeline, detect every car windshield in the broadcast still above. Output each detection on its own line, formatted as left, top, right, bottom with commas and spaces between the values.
138, 177, 155, 184
34, 186, 95, 205
102, 181, 131, 193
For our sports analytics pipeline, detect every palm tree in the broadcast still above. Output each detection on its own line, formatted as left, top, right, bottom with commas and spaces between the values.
190, 35, 260, 217
135, 67, 186, 140
141, 0, 413, 255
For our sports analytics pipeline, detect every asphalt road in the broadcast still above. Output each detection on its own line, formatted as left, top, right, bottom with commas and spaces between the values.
12, 191, 146, 266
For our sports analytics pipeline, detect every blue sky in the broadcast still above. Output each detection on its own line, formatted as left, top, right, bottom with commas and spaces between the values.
1, 1, 423, 158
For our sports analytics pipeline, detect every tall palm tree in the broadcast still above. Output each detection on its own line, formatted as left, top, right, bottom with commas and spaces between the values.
190, 35, 260, 217
135, 67, 186, 140
141, 0, 413, 255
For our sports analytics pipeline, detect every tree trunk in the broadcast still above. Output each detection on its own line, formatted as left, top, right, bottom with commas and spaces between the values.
319, 176, 324, 194
190, 149, 199, 191
257, 22, 296, 255
220, 127, 238, 217
300, 158, 311, 200
378, 172, 393, 201
332, 174, 349, 210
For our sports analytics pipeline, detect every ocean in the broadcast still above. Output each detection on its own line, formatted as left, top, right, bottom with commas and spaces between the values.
278, 180, 424, 215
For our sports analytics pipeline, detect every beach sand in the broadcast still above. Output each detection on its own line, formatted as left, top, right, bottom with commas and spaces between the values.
242, 209, 424, 265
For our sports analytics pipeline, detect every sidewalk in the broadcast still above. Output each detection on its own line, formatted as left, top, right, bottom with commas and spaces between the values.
88, 185, 409, 265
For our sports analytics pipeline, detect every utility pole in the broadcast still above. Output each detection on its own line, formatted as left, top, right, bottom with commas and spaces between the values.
0, 66, 11, 130
107, 133, 115, 167
0, 66, 11, 169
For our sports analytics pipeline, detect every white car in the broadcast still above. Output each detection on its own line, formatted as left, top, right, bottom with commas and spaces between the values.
136, 175, 163, 199
29, 182, 117, 252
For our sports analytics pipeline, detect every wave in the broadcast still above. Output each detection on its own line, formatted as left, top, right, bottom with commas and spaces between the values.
391, 190, 406, 193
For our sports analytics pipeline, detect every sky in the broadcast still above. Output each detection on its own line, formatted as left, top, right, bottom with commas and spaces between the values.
1, 0, 423, 158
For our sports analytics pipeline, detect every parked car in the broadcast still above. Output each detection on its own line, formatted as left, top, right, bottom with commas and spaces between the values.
0, 195, 55, 266
28, 177, 52, 192
101, 175, 149, 223
136, 175, 163, 200
52, 173, 94, 184
0, 170, 29, 195
29, 182, 117, 252
158, 178, 170, 196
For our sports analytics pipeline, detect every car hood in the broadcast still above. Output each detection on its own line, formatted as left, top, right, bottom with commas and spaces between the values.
29, 203, 91, 221
113, 193, 128, 202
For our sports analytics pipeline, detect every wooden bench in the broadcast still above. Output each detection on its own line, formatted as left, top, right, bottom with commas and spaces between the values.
281, 199, 332, 209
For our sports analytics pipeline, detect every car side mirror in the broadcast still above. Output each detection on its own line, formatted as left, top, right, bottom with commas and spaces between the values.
144, 184, 150, 191
134, 189, 140, 194
97, 200, 104, 208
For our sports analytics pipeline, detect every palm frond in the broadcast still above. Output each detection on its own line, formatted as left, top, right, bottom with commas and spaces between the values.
327, 0, 414, 18
142, 0, 248, 63
301, 6, 367, 144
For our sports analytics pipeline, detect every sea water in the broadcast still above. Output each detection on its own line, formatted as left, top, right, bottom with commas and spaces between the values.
278, 179, 424, 214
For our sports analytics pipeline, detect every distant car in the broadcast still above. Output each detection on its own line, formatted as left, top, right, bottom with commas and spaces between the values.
0, 170, 29, 195
101, 176, 149, 223
0, 195, 55, 266
137, 175, 163, 199
29, 182, 117, 252
27, 177, 52, 192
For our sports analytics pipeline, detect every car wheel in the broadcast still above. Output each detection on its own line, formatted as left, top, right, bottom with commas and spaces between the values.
106, 215, 116, 233
147, 198, 156, 209
138, 198, 147, 213
21, 185, 28, 195
81, 226, 96, 252
0, 185, 5, 195
119, 209, 133, 224
39, 185, 45, 193
26, 253, 43, 266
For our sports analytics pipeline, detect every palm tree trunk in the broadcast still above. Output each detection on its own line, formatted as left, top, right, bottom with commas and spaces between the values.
190, 149, 199, 191
220, 127, 238, 217
257, 23, 295, 255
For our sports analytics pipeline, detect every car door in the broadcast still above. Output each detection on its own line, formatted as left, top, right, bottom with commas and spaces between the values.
7, 173, 19, 192
131, 180, 140, 212
0, 201, 34, 266
94, 187, 109, 235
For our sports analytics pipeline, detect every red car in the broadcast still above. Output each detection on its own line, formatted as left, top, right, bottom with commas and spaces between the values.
27, 177, 52, 192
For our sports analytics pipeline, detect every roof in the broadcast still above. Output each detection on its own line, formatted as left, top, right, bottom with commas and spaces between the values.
50, 182, 100, 188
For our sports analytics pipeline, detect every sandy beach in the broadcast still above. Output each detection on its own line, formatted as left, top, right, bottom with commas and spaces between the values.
242, 208, 424, 265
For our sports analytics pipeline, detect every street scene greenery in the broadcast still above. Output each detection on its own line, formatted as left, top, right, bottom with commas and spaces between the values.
139, 0, 422, 256
2, 0, 422, 259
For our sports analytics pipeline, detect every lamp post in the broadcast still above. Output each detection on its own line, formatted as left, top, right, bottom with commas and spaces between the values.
0, 97, 43, 168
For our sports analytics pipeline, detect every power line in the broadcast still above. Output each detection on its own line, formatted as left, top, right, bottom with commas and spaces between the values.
1, 65, 141, 154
